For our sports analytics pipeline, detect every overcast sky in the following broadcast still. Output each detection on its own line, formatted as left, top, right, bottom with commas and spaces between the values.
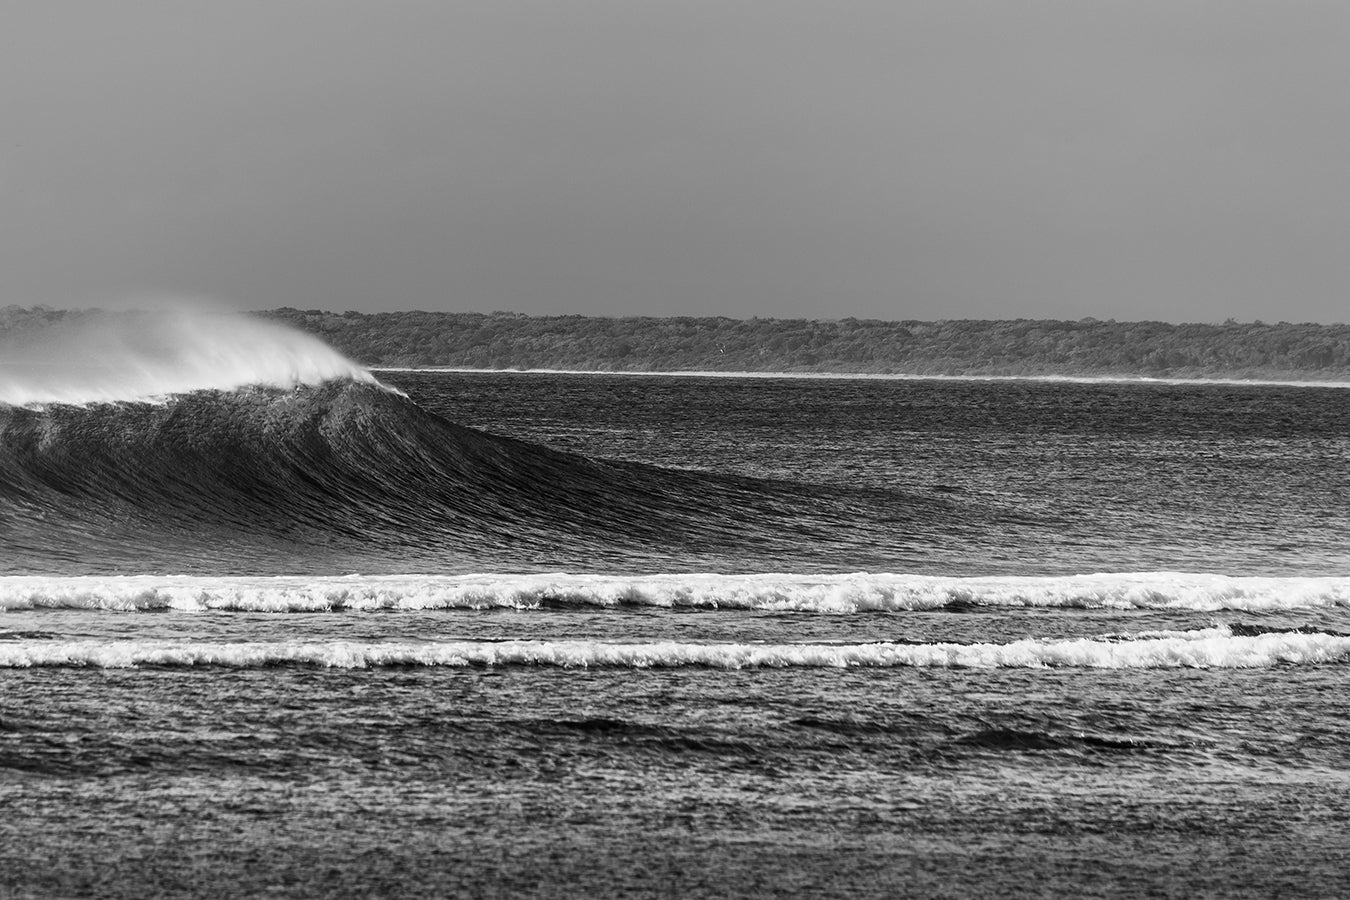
2, 1, 1347, 322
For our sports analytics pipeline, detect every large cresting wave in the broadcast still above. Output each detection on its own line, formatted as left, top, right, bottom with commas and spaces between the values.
0, 317, 966, 573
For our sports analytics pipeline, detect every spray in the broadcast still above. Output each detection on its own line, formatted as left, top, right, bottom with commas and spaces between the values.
0, 309, 379, 405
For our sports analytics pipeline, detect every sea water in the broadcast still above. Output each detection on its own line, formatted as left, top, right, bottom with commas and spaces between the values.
3, 368, 1350, 898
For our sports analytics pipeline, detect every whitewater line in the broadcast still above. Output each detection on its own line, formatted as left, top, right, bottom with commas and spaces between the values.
3, 629, 1348, 669
4, 572, 1350, 613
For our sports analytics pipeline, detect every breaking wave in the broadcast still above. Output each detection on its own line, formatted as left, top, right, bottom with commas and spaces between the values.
0, 371, 966, 574
3, 572, 1350, 613
0, 310, 377, 405
3, 627, 1347, 669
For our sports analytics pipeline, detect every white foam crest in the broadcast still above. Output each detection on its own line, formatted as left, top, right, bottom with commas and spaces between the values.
3, 572, 1350, 613
3, 629, 1348, 669
0, 310, 378, 405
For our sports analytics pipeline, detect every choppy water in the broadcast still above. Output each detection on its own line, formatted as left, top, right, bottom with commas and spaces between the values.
4, 367, 1350, 898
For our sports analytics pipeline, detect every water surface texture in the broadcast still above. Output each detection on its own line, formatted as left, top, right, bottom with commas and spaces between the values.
3, 369, 1350, 898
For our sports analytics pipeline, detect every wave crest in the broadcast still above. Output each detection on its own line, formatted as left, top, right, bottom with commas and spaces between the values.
0, 310, 377, 406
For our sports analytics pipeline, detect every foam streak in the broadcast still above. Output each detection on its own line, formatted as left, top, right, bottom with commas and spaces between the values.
3, 573, 1349, 613
2, 629, 1347, 669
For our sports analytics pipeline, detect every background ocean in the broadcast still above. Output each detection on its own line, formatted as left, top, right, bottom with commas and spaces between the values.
3, 363, 1350, 897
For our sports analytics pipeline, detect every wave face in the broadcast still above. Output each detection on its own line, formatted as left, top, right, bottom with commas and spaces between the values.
4, 573, 1349, 613
3, 627, 1347, 670
0, 375, 963, 574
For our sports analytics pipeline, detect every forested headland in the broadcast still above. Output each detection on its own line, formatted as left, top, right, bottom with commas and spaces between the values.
6, 305, 1350, 381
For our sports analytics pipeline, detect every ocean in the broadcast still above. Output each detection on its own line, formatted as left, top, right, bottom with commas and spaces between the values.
4, 354, 1350, 897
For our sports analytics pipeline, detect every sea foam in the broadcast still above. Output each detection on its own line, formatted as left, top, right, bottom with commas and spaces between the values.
2, 573, 1349, 613
2, 628, 1347, 669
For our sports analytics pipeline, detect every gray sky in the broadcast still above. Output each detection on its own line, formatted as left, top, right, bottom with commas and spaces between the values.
2, 1, 1348, 322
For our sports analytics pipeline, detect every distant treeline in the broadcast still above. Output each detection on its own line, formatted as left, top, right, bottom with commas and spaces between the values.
258, 308, 1350, 380
6, 305, 1350, 380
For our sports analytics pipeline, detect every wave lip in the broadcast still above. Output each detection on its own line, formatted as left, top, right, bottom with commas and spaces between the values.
4, 573, 1350, 613
0, 311, 379, 406
3, 628, 1348, 669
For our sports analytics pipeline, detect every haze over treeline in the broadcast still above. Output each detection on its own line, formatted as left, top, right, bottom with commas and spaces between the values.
5, 306, 1350, 381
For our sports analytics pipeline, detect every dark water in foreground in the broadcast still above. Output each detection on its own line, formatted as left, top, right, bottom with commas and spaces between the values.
6, 665, 1350, 898
3, 372, 1350, 897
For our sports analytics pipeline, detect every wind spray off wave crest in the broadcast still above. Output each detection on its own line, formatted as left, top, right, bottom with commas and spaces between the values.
0, 308, 379, 405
